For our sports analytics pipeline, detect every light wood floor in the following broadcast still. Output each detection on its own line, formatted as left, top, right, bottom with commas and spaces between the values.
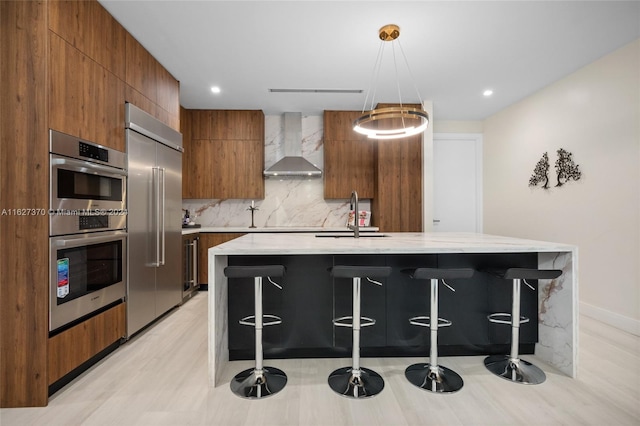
2, 292, 639, 425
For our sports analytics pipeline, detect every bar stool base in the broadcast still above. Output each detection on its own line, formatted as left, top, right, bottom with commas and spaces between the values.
230, 367, 287, 399
484, 355, 546, 385
328, 367, 384, 398
405, 363, 464, 393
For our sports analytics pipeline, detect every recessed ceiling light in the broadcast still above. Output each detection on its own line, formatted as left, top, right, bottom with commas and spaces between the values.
483, 89, 494, 97
211, 86, 221, 94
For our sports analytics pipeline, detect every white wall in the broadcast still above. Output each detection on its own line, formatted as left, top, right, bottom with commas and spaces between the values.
483, 39, 640, 333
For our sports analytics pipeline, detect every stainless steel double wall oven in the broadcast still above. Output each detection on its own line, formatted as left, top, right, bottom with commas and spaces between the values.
49, 130, 127, 332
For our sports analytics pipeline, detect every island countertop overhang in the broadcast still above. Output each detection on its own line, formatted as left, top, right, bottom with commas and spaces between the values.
208, 232, 577, 256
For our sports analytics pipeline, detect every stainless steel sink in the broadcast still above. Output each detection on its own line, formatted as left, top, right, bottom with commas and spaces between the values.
314, 232, 388, 238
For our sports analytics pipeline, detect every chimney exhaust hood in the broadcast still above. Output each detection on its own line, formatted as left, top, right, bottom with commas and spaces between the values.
263, 112, 322, 177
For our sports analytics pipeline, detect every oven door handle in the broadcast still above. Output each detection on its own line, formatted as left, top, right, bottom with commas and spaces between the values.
51, 157, 127, 177
56, 234, 124, 247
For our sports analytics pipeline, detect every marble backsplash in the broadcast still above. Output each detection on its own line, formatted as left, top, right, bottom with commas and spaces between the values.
182, 114, 370, 228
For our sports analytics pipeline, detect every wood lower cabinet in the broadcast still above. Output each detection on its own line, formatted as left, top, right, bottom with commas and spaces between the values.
48, 303, 126, 385
198, 234, 246, 285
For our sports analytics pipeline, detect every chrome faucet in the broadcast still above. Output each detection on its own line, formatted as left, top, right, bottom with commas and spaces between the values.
348, 190, 359, 238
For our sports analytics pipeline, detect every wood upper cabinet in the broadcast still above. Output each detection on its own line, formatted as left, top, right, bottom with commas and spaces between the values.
323, 107, 423, 231
323, 110, 376, 199
183, 110, 265, 199
192, 110, 264, 140
49, 32, 126, 151
125, 32, 180, 131
48, 0, 127, 81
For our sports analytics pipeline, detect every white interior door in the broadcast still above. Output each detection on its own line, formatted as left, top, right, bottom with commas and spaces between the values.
433, 134, 483, 232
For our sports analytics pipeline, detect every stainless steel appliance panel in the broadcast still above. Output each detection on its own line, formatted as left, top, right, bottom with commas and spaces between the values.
49, 130, 127, 235
49, 230, 127, 331
126, 130, 158, 336
125, 102, 182, 338
154, 142, 182, 315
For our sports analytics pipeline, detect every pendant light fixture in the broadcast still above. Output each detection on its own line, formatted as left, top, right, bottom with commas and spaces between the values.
353, 24, 429, 140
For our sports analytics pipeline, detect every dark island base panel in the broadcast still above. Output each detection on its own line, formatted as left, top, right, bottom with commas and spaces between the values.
230, 344, 536, 361
227, 253, 539, 360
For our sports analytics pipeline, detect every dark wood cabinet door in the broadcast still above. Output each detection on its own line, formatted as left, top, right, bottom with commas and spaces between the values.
197, 234, 246, 284
183, 110, 265, 199
323, 111, 376, 199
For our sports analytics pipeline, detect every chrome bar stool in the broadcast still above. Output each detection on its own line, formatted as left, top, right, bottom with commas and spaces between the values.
403, 267, 474, 393
224, 265, 287, 399
328, 265, 392, 398
484, 268, 562, 385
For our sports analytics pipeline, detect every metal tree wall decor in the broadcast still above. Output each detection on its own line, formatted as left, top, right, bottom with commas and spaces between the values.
529, 152, 550, 189
554, 148, 581, 187
529, 148, 581, 189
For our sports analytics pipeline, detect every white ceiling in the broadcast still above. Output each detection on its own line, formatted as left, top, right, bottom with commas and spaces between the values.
98, 1, 639, 120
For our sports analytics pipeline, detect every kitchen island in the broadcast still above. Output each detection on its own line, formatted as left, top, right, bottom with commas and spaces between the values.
208, 232, 577, 387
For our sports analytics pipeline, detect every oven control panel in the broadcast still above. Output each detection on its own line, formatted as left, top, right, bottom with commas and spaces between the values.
79, 141, 109, 162
79, 215, 110, 230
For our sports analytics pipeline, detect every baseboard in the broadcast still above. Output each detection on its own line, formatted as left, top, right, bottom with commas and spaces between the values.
580, 301, 640, 336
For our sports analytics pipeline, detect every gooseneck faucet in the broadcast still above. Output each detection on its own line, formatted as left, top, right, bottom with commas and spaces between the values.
348, 190, 359, 238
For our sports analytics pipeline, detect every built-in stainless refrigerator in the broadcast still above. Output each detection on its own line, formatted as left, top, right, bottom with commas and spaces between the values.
125, 103, 183, 337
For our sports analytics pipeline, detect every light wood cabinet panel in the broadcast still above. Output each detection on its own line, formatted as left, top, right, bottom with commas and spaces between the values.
48, 0, 126, 80
323, 111, 376, 199
1, 0, 49, 408
198, 234, 245, 284
49, 33, 125, 151
48, 303, 126, 385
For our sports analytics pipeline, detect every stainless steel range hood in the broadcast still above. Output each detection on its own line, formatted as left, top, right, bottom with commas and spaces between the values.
263, 112, 322, 177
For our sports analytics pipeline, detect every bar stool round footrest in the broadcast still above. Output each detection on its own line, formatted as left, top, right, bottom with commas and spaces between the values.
332, 315, 376, 328
328, 367, 385, 398
405, 362, 464, 393
487, 312, 529, 325
484, 355, 546, 385
238, 314, 283, 327
230, 366, 288, 399
408, 315, 452, 328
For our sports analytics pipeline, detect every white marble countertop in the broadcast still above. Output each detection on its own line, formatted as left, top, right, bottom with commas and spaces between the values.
182, 226, 379, 235
209, 232, 576, 255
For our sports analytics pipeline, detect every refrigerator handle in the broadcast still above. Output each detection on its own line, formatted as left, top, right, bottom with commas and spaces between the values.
160, 167, 166, 266
151, 167, 161, 267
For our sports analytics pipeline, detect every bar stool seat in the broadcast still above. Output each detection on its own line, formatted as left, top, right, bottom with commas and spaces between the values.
403, 267, 474, 393
224, 265, 287, 399
484, 267, 562, 385
328, 265, 391, 398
